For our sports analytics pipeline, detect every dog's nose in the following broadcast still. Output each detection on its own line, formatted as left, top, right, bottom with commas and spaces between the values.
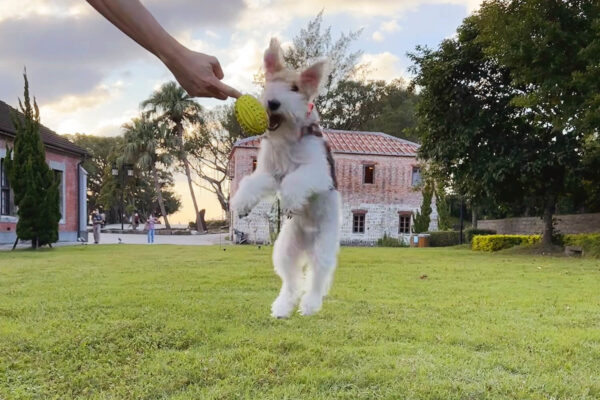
267, 100, 281, 111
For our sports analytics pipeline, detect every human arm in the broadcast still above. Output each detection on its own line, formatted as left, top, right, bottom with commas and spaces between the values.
86, 0, 241, 99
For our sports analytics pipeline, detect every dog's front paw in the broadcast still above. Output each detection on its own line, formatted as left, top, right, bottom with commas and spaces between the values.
299, 293, 323, 316
280, 193, 305, 218
231, 196, 254, 218
271, 295, 296, 319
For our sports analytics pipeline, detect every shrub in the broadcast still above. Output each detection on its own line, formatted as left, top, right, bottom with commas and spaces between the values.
562, 233, 600, 257
472, 235, 541, 252
427, 231, 461, 247
465, 228, 496, 243
377, 233, 408, 247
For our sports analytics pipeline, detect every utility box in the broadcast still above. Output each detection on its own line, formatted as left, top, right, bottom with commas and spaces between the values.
418, 233, 431, 248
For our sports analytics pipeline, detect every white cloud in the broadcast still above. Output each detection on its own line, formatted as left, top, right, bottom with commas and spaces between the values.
381, 19, 401, 33
359, 52, 403, 81
372, 31, 384, 42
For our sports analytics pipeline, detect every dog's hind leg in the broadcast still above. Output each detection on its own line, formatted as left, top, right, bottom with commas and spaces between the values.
271, 220, 305, 318
299, 193, 341, 316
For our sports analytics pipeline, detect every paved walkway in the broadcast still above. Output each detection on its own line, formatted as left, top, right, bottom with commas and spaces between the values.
1, 233, 231, 250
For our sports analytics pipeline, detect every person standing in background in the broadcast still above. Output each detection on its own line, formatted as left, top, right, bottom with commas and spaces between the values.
92, 209, 103, 244
146, 214, 156, 244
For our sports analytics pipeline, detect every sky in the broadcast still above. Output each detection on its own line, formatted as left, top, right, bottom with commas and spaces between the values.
0, 0, 483, 224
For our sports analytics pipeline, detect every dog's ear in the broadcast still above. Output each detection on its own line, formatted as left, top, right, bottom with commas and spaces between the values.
299, 60, 328, 100
264, 38, 284, 77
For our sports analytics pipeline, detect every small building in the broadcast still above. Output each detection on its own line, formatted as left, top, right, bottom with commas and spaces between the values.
228, 129, 437, 245
0, 100, 88, 244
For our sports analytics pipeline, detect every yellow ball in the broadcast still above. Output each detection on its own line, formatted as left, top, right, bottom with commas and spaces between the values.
235, 95, 268, 135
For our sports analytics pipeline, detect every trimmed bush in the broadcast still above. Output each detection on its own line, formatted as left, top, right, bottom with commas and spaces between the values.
377, 233, 408, 247
472, 235, 541, 252
465, 228, 496, 243
562, 233, 600, 257
427, 231, 461, 247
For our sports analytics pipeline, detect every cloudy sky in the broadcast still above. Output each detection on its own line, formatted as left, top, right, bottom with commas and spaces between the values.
0, 0, 482, 223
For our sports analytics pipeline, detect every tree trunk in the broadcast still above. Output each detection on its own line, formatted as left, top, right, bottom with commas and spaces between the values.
152, 164, 171, 229
471, 205, 478, 229
542, 198, 555, 247
176, 122, 201, 231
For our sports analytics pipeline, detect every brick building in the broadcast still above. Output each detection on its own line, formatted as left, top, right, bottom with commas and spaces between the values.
229, 129, 437, 245
0, 100, 88, 244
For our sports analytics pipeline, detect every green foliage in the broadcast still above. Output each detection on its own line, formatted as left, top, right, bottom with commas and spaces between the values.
562, 233, 600, 258
435, 188, 452, 231
413, 183, 433, 233
427, 231, 461, 247
3, 245, 599, 398
376, 233, 408, 247
410, 1, 600, 245
5, 73, 60, 248
472, 235, 541, 252
64, 134, 123, 213
465, 228, 496, 244
122, 116, 175, 228
321, 79, 419, 141
142, 81, 203, 227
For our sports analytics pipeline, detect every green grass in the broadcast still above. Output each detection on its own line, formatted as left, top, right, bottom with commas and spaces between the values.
1, 245, 599, 399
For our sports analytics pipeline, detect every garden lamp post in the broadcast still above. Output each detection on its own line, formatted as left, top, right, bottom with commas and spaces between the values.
111, 164, 134, 231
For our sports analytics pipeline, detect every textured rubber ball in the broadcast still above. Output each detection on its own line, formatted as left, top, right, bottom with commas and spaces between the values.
234, 95, 268, 135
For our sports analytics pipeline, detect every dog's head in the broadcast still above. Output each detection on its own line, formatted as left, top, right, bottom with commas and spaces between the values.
261, 38, 328, 135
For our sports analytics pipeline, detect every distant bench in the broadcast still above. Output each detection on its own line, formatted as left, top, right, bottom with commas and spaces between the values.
564, 245, 584, 256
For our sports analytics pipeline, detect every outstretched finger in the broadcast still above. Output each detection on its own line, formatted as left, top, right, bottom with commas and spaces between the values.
211, 78, 242, 99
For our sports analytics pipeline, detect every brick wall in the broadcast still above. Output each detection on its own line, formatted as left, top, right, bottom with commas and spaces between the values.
0, 138, 82, 242
478, 213, 600, 235
229, 147, 437, 245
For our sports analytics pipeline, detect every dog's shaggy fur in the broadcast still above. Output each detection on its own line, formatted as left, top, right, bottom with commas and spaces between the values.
231, 38, 341, 318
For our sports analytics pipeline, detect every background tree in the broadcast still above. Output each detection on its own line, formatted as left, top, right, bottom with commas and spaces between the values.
187, 104, 245, 215
64, 133, 123, 213
5, 73, 60, 248
475, 0, 600, 245
122, 116, 174, 228
411, 1, 599, 246
413, 183, 433, 233
321, 78, 419, 141
142, 81, 203, 230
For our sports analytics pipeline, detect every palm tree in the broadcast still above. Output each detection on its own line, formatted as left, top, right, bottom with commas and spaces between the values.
122, 116, 173, 229
142, 82, 203, 230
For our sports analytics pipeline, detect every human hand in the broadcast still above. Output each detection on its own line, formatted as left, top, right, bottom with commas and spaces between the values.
165, 46, 242, 100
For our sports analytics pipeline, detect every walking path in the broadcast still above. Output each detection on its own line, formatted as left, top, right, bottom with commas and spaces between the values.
0, 232, 231, 250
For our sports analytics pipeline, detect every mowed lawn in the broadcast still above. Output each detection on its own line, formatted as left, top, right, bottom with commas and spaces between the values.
1, 245, 599, 400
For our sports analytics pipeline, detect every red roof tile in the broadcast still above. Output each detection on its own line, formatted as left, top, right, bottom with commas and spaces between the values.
233, 129, 419, 157
0, 100, 87, 157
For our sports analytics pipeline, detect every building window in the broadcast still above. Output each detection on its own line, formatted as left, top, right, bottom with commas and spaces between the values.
411, 167, 421, 187
363, 164, 374, 184
1, 158, 11, 216
252, 158, 257, 171
53, 169, 64, 219
352, 213, 365, 233
399, 214, 411, 234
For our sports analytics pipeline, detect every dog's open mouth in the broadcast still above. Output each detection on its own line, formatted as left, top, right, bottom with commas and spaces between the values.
268, 114, 283, 131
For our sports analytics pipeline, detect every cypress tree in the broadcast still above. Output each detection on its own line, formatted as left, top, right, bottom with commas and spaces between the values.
5, 73, 60, 249
413, 183, 433, 234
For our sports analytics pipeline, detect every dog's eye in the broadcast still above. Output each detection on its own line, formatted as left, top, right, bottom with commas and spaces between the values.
291, 84, 299, 92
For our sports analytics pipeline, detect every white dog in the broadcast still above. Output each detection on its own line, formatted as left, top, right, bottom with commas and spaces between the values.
231, 38, 341, 318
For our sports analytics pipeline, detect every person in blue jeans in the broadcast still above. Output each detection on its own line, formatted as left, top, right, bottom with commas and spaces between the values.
147, 214, 156, 244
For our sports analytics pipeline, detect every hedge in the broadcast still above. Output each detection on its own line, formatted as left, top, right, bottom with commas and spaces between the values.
465, 228, 496, 243
472, 234, 541, 252
562, 233, 600, 257
427, 231, 461, 247
377, 233, 408, 247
